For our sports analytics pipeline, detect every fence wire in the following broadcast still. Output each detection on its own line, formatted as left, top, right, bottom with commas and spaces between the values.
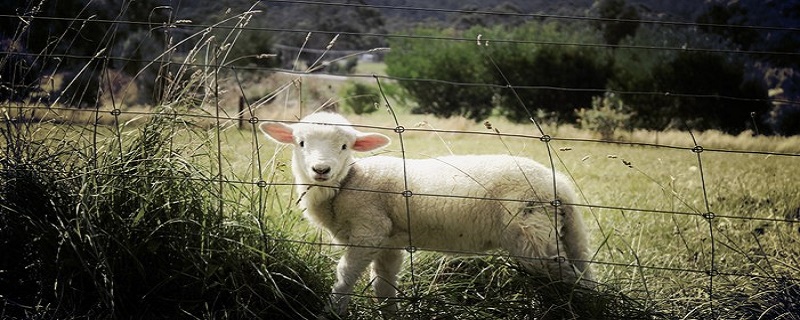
2, 1, 800, 319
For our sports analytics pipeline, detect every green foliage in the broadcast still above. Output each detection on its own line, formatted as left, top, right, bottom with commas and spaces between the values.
576, 92, 633, 140
0, 39, 42, 102
386, 22, 612, 123
596, 0, 641, 46
696, 0, 800, 68
486, 22, 613, 123
387, 20, 777, 134
276, 2, 388, 51
386, 28, 495, 121
609, 25, 771, 134
615, 50, 770, 133
696, 3, 759, 50
0, 111, 329, 319
327, 57, 359, 75
1, 1, 276, 106
340, 81, 380, 115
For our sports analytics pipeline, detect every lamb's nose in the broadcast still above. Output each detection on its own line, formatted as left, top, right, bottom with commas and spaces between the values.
313, 165, 331, 175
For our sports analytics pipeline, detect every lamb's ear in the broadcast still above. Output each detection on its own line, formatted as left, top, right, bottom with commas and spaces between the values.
353, 133, 391, 152
259, 122, 295, 144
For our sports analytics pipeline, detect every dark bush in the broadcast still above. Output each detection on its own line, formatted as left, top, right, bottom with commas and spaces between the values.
386, 28, 496, 121
386, 23, 612, 123
617, 51, 770, 133
0, 39, 43, 102
487, 25, 613, 122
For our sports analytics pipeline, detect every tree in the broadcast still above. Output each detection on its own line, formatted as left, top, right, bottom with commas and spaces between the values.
273, 0, 387, 51
1, 0, 108, 104
386, 22, 612, 123
623, 52, 770, 133
0, 38, 42, 102
595, 0, 640, 47
488, 23, 613, 123
385, 28, 495, 121
696, 1, 799, 68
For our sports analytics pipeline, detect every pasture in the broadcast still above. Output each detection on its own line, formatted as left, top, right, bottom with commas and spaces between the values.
2, 103, 800, 318
244, 109, 800, 318
2, 2, 799, 315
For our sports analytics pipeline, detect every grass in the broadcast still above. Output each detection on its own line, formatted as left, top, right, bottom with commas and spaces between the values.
301, 110, 800, 319
4, 90, 800, 319
0, 109, 333, 319
2, 6, 799, 319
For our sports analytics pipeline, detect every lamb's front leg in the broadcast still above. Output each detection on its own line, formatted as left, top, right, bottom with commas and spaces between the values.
328, 246, 381, 316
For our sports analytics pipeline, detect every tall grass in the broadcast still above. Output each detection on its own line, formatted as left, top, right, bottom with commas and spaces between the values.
0, 109, 331, 319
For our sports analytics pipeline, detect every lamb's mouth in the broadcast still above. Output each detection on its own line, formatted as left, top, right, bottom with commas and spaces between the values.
313, 175, 330, 182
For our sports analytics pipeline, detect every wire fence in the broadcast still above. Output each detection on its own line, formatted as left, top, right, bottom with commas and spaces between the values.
2, 0, 800, 319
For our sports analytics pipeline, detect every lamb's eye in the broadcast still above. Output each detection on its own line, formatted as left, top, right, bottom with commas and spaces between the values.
341, 144, 347, 150
299, 141, 305, 147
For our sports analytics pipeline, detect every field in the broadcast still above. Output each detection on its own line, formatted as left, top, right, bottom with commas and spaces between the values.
233, 108, 800, 318
4, 96, 798, 318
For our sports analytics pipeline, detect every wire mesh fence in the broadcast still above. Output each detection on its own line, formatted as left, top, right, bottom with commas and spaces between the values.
2, 0, 799, 319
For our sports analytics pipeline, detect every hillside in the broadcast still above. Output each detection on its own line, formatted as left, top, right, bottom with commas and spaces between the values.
2, 0, 797, 132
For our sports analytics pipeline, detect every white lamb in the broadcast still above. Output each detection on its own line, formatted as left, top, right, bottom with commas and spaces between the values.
260, 112, 592, 316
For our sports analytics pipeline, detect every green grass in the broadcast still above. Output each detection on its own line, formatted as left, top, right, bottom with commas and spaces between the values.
211, 107, 800, 319
354, 61, 388, 76
3, 103, 799, 319
0, 110, 332, 319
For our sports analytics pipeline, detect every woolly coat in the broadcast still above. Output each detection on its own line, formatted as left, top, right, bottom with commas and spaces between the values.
299, 154, 590, 276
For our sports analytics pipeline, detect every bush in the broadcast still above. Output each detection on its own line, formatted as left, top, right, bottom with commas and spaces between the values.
575, 92, 633, 140
386, 22, 612, 123
0, 39, 43, 102
650, 51, 769, 133
386, 28, 496, 121
610, 26, 771, 134
340, 81, 380, 114
327, 57, 359, 75
486, 22, 613, 122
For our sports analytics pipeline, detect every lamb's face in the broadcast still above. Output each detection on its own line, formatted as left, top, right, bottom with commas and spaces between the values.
291, 124, 357, 184
260, 113, 391, 186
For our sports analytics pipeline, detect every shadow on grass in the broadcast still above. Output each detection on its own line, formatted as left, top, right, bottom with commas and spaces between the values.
345, 256, 666, 320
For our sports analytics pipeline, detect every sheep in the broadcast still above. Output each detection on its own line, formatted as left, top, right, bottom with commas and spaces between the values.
259, 112, 592, 316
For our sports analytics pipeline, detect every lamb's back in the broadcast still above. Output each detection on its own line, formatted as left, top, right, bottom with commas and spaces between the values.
337, 155, 562, 250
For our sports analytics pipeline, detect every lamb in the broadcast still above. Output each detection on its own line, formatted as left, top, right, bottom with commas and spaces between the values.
259, 112, 593, 316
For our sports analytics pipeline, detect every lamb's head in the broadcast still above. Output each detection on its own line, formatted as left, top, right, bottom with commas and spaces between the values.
260, 112, 391, 186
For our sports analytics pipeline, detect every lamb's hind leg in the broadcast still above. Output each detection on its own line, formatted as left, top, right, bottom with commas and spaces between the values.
371, 249, 403, 314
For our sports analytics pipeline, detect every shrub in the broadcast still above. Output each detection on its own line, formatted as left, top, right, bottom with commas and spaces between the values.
0, 39, 43, 102
340, 81, 380, 114
610, 26, 771, 134
576, 92, 633, 140
386, 28, 496, 121
487, 22, 613, 123
327, 57, 359, 75
386, 22, 613, 123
